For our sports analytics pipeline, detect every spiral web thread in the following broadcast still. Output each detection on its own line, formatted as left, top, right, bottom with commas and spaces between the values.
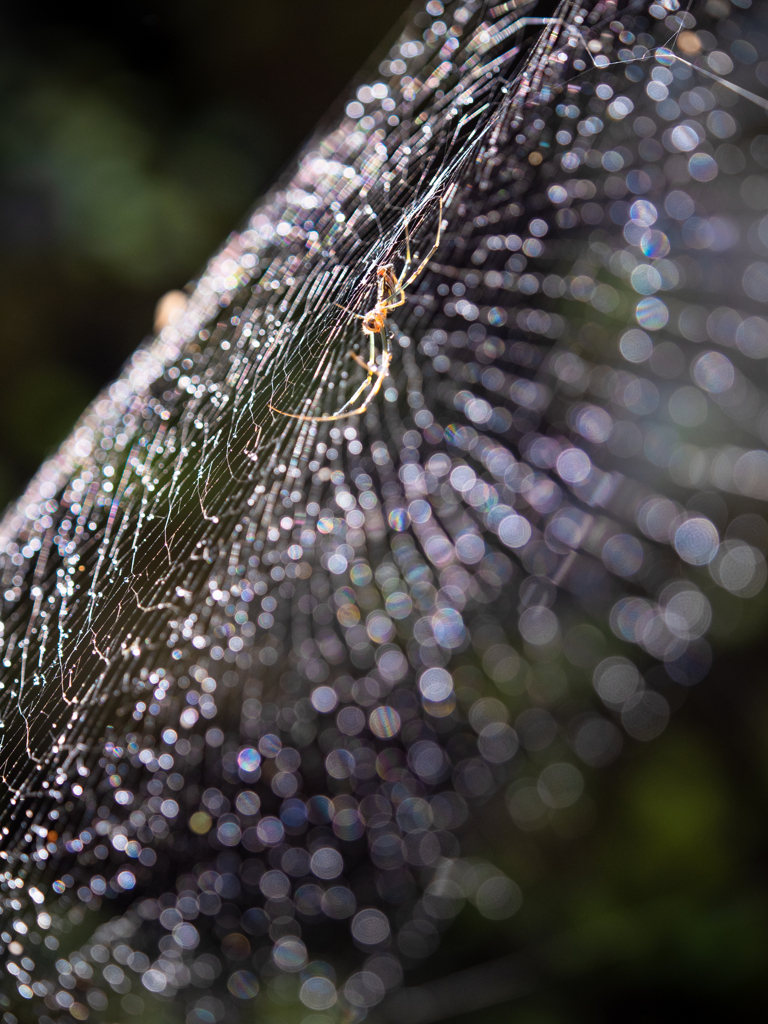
1, 0, 767, 1021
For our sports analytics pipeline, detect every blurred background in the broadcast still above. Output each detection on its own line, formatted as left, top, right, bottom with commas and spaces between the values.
1, 1, 767, 1019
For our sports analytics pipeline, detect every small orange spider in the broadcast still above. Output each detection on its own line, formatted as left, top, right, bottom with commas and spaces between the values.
270, 196, 443, 422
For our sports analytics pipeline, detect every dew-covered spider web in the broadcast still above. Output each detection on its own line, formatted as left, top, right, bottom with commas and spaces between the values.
1, 0, 768, 1021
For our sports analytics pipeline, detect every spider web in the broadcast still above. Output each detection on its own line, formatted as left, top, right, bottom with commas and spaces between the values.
1, 0, 767, 1021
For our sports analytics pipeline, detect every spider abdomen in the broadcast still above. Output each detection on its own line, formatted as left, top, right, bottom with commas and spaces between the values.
363, 311, 386, 333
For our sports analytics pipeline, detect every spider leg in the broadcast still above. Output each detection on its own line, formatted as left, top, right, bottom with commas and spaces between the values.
333, 321, 384, 414
334, 302, 366, 320
325, 344, 391, 421
380, 288, 407, 312
402, 195, 443, 290
400, 210, 412, 284
332, 351, 375, 416
267, 403, 316, 421
269, 332, 391, 423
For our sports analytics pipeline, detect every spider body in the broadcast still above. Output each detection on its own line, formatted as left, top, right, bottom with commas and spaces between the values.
269, 197, 443, 423
360, 264, 398, 335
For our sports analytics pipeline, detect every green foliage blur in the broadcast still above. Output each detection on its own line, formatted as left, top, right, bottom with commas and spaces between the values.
0, 2, 767, 1019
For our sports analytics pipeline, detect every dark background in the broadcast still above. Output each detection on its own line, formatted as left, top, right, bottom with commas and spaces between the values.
1, 2, 767, 1019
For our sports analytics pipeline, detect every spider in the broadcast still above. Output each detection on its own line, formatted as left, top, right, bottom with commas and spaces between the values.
269, 196, 443, 422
